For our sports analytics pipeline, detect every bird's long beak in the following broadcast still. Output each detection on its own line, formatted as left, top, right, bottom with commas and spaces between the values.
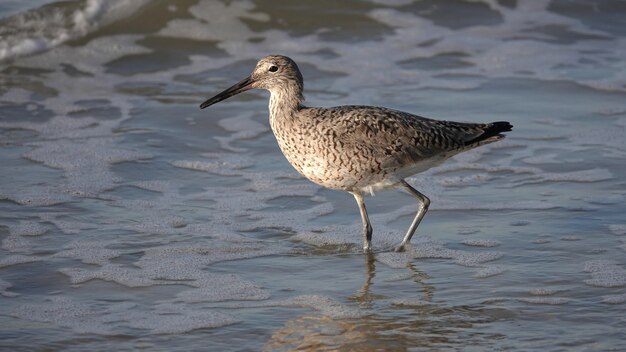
199, 76, 254, 109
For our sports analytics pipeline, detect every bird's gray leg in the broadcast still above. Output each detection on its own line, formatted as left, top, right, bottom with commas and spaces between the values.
395, 180, 430, 252
351, 192, 373, 252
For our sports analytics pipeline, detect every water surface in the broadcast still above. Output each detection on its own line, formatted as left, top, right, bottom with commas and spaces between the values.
1, 1, 625, 351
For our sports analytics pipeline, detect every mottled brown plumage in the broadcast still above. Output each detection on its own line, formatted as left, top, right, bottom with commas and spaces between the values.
200, 55, 512, 251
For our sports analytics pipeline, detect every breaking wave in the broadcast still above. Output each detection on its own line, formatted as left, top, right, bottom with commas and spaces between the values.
0, 0, 149, 61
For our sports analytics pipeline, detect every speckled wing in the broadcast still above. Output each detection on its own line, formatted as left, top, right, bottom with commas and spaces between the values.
304, 105, 510, 172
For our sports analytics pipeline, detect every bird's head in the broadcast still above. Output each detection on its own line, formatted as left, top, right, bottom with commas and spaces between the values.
200, 55, 303, 109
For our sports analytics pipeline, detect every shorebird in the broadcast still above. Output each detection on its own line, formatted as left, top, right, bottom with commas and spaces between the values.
200, 55, 512, 252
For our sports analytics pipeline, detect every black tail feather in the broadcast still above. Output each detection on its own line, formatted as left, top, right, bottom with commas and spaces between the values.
465, 121, 513, 146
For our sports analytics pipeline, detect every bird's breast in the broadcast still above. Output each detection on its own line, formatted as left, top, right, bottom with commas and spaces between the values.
269, 117, 395, 191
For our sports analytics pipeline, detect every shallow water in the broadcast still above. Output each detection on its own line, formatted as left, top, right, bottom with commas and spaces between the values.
1, 0, 625, 351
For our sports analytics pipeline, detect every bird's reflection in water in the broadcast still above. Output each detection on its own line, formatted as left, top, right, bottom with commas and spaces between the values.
347, 251, 380, 307
347, 251, 433, 308
263, 252, 506, 351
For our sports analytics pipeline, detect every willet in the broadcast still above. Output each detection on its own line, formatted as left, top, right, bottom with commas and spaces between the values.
200, 55, 512, 252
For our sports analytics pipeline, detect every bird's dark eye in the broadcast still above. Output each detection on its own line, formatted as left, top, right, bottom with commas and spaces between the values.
268, 65, 278, 72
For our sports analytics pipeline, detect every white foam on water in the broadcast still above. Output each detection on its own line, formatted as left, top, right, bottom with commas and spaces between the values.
518, 297, 571, 305
215, 113, 270, 152
390, 297, 429, 307
0, 94, 150, 207
483, 296, 574, 305
7, 221, 48, 237
23, 137, 151, 197
583, 260, 626, 288
244, 170, 316, 195
462, 239, 501, 248
172, 160, 247, 176
0, 0, 150, 61
1, 233, 34, 253
292, 222, 415, 252
439, 173, 493, 188
140, 243, 284, 267
291, 230, 356, 249
457, 227, 481, 235
480, 296, 511, 304
52, 240, 121, 265
184, 224, 260, 244
12, 296, 239, 335
608, 224, 626, 236
0, 254, 41, 268
56, 241, 283, 299
158, 0, 268, 42
18, 34, 150, 75
280, 295, 364, 319
434, 198, 560, 212
59, 264, 164, 287
513, 168, 614, 187
38, 213, 96, 235
5, 222, 45, 254
240, 201, 334, 234
522, 153, 573, 165
453, 250, 504, 267
528, 287, 566, 296
173, 273, 270, 303
8, 0, 625, 102
225, 294, 364, 320
376, 252, 413, 269
0, 186, 73, 206
121, 304, 240, 334
137, 244, 282, 276
436, 162, 614, 190
0, 115, 110, 139
601, 293, 626, 305
171, 158, 318, 221
13, 296, 108, 334
474, 265, 507, 279
364, 1, 626, 93
407, 237, 505, 269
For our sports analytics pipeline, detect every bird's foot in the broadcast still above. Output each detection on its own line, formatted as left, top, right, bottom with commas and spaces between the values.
394, 243, 409, 252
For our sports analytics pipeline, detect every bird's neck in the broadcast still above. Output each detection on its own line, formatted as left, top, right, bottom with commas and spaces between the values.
268, 84, 304, 122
